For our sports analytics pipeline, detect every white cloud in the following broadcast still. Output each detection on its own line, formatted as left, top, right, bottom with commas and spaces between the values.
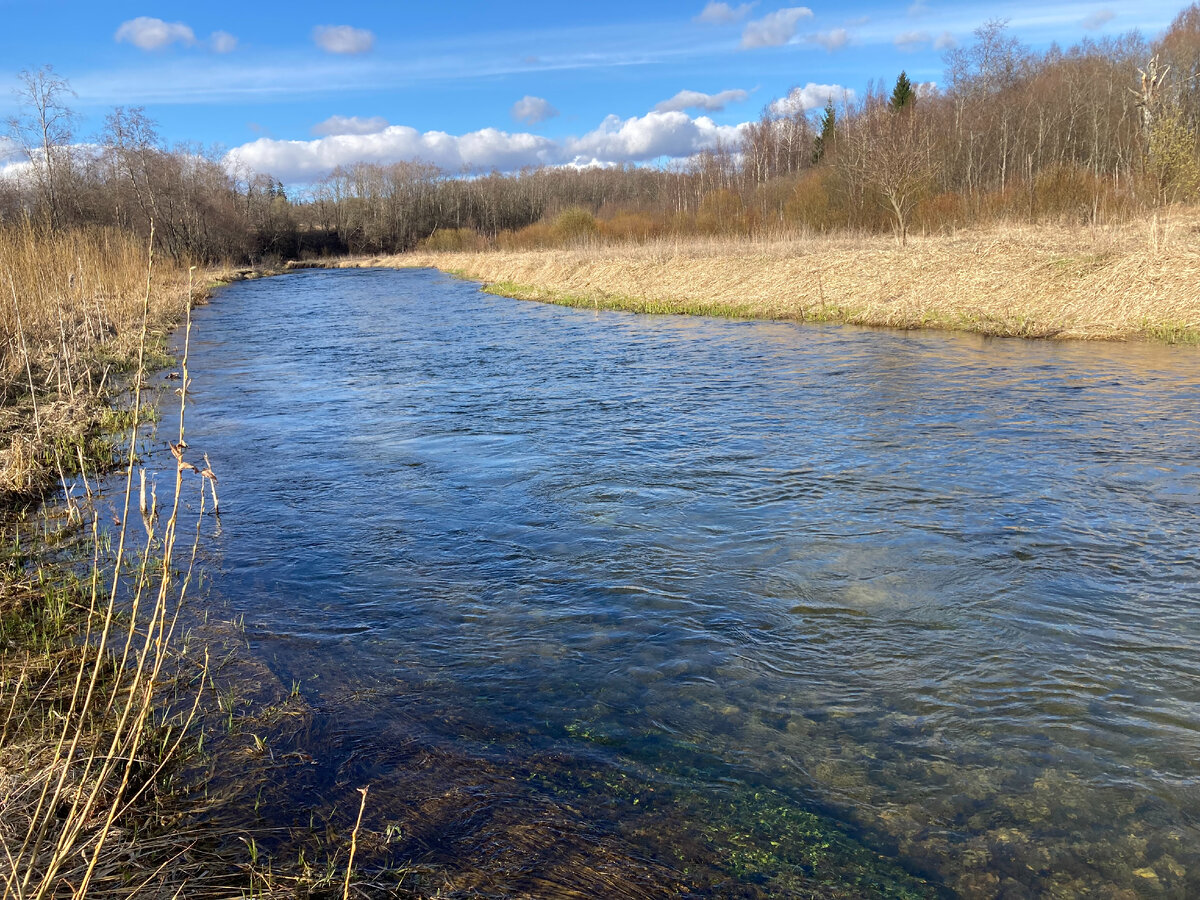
115, 17, 196, 51
1082, 9, 1115, 29
807, 28, 849, 51
313, 25, 375, 55
210, 31, 238, 54
312, 115, 391, 136
740, 7, 813, 48
907, 1, 929, 15
510, 96, 559, 125
227, 127, 558, 181
695, 1, 756, 24
916, 81, 938, 97
566, 111, 744, 165
894, 30, 930, 50
933, 30, 958, 49
0, 138, 27, 181
654, 88, 750, 112
224, 110, 747, 182
768, 83, 853, 116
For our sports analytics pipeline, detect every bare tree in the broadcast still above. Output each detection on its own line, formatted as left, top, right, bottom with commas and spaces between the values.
7, 65, 76, 228
847, 102, 939, 244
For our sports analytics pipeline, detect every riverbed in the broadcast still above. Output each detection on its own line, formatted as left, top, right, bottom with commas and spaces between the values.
168, 268, 1200, 897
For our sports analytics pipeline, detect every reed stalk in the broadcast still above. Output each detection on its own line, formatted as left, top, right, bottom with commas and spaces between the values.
0, 227, 216, 898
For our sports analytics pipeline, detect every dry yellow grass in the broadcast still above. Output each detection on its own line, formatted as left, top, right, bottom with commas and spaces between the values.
341, 210, 1200, 342
0, 225, 188, 500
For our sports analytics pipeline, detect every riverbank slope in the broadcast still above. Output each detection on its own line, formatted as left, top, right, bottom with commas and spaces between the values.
330, 212, 1200, 342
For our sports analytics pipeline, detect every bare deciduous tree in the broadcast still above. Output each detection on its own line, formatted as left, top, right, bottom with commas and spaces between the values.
7, 65, 76, 228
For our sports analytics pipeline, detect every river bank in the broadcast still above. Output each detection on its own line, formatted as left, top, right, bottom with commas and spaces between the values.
323, 211, 1200, 342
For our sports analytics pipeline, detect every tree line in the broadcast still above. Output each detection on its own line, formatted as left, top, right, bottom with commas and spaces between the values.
3, 4, 1199, 259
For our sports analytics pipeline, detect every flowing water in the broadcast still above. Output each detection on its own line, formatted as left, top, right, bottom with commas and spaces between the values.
161, 268, 1200, 897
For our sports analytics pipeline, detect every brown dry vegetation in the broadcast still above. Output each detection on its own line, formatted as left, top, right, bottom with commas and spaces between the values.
340, 210, 1200, 342
0, 227, 396, 899
0, 224, 189, 501
0, 222, 205, 899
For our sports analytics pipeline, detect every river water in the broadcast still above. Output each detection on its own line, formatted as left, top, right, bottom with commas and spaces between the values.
169, 268, 1200, 897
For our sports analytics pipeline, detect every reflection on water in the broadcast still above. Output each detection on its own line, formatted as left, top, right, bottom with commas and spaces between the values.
167, 268, 1200, 896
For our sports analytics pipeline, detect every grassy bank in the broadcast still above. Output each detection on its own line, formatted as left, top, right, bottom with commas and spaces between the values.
0, 223, 209, 897
337, 211, 1200, 342
0, 225, 192, 502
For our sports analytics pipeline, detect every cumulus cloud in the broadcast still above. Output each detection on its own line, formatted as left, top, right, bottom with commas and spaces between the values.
654, 88, 750, 112
933, 30, 958, 50
312, 115, 390, 136
566, 111, 743, 165
768, 83, 853, 116
806, 28, 849, 51
695, 1, 756, 24
0, 138, 25, 179
227, 127, 559, 182
224, 111, 747, 182
907, 1, 929, 15
894, 30, 930, 50
313, 25, 375, 55
916, 81, 938, 97
740, 7, 813, 48
510, 96, 559, 125
115, 17, 196, 50
1082, 9, 1115, 29
210, 31, 238, 53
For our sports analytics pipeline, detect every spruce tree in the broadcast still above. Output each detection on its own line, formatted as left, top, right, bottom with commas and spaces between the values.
812, 99, 836, 163
890, 71, 916, 111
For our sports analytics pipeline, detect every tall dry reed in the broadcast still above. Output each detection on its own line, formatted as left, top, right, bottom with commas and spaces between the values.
0, 224, 187, 501
0, 238, 218, 897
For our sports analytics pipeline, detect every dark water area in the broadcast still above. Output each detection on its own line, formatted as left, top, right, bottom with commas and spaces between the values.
161, 268, 1200, 896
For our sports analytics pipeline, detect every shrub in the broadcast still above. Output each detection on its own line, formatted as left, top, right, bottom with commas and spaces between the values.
418, 227, 488, 252
550, 207, 599, 244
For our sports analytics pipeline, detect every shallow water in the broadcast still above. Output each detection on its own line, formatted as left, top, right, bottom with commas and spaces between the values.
165, 268, 1200, 896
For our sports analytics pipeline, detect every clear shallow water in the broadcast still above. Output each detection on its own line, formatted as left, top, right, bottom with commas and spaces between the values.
170, 268, 1200, 896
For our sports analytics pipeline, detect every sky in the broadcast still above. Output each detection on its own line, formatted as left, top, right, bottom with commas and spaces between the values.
0, 0, 1189, 185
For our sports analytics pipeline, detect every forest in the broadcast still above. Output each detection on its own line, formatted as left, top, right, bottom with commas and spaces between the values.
3, 5, 1200, 259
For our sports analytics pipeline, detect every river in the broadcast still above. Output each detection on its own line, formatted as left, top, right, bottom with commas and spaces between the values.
164, 267, 1200, 897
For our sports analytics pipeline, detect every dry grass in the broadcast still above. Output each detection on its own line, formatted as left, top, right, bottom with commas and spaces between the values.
351, 209, 1200, 342
0, 232, 219, 898
0, 224, 189, 503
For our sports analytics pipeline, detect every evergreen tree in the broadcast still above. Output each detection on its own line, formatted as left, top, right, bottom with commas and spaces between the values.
889, 70, 916, 111
812, 99, 836, 163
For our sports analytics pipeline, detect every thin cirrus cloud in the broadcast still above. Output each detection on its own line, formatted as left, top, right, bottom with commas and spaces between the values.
510, 96, 559, 125
313, 25, 376, 55
894, 30, 931, 50
806, 28, 850, 51
654, 88, 750, 112
312, 115, 391, 136
1082, 9, 1116, 29
210, 31, 238, 54
225, 110, 747, 183
114, 17, 238, 53
740, 7, 813, 49
695, 1, 757, 24
768, 83, 854, 116
934, 31, 958, 49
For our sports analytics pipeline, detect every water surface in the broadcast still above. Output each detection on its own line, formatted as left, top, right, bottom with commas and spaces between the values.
170, 269, 1200, 896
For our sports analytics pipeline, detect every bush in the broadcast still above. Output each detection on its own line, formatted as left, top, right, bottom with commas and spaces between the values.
418, 227, 488, 252
550, 207, 599, 244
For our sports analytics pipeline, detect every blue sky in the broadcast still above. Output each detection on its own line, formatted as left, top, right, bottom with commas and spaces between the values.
0, 0, 1188, 183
